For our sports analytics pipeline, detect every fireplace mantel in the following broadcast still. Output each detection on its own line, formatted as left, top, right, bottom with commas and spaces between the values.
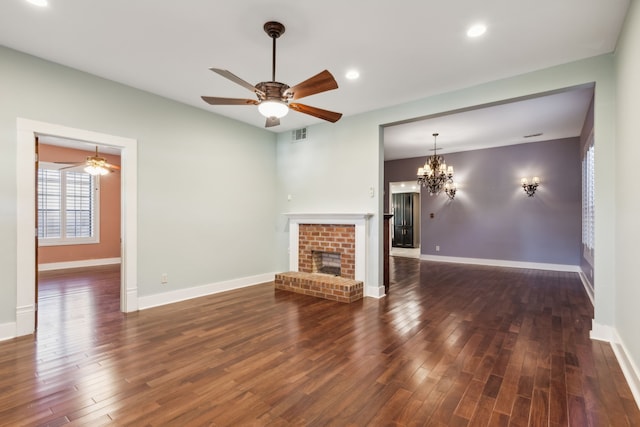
284, 213, 374, 296
284, 213, 373, 222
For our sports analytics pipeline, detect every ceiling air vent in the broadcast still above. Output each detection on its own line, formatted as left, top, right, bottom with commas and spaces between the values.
292, 128, 307, 141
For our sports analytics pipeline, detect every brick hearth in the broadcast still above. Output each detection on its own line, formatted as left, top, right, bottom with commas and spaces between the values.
281, 213, 375, 299
274, 271, 363, 303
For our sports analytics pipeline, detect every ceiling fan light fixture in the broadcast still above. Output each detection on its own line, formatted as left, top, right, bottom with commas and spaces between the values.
258, 100, 289, 119
84, 164, 109, 176
84, 157, 110, 175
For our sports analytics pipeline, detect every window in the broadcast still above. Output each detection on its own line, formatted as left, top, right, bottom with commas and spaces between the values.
37, 162, 100, 246
581, 135, 594, 263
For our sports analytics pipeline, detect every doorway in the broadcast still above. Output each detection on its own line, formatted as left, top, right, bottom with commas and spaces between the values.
16, 118, 138, 337
389, 181, 421, 259
36, 139, 123, 328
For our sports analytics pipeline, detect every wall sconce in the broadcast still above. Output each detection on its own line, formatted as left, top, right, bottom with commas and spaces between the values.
521, 177, 540, 197
444, 182, 457, 200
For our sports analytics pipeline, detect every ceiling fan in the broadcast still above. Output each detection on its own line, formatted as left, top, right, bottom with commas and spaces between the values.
56, 146, 120, 175
201, 21, 343, 128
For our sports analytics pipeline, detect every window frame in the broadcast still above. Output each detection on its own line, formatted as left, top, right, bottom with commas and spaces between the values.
581, 132, 595, 265
37, 161, 100, 247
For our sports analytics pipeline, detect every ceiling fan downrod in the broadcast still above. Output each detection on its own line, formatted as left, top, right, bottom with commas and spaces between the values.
264, 21, 285, 82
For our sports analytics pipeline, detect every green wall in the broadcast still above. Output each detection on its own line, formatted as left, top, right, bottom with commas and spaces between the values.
615, 0, 640, 387
0, 46, 278, 327
278, 54, 617, 328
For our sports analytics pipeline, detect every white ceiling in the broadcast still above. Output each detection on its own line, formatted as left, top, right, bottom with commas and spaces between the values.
383, 85, 595, 160
0, 1, 629, 158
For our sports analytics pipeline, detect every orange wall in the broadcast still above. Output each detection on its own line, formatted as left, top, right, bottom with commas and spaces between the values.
38, 144, 121, 264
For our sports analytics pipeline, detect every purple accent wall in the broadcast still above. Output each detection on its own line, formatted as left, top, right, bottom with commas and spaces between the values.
384, 138, 582, 265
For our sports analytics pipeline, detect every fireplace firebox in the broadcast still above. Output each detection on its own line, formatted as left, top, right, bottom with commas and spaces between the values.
312, 250, 341, 276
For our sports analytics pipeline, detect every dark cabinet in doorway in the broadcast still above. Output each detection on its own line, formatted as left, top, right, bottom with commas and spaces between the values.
392, 193, 420, 248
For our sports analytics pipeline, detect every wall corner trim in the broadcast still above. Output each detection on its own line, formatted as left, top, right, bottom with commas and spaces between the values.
366, 285, 386, 299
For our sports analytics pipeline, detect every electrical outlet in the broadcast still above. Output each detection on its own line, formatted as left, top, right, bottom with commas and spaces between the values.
161, 273, 168, 284
435, 245, 440, 252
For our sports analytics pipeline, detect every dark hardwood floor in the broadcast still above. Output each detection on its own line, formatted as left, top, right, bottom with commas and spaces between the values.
0, 258, 638, 426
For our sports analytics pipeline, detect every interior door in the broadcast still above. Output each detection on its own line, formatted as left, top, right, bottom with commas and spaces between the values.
392, 193, 414, 248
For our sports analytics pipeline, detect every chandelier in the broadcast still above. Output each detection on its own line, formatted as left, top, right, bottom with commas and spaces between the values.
417, 133, 455, 197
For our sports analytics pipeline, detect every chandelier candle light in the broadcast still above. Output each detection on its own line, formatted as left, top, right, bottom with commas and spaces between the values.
417, 133, 455, 197
521, 176, 540, 197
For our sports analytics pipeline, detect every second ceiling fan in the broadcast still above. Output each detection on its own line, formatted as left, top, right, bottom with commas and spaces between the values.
201, 21, 342, 128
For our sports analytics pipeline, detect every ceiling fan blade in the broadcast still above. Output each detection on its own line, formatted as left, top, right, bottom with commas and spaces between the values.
286, 70, 338, 100
265, 117, 280, 128
54, 161, 84, 166
289, 103, 343, 123
201, 96, 260, 106
58, 163, 84, 170
209, 68, 264, 97
104, 162, 121, 171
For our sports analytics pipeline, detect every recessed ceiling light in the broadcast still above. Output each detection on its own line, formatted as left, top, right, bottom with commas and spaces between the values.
467, 23, 487, 38
26, 0, 48, 6
345, 70, 360, 80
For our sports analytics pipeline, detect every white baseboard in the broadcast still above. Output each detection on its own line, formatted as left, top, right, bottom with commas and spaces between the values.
15, 304, 35, 338
578, 271, 595, 305
366, 285, 386, 299
138, 272, 277, 310
38, 257, 121, 271
419, 254, 580, 272
0, 322, 17, 342
611, 331, 640, 409
590, 323, 640, 410
590, 322, 615, 342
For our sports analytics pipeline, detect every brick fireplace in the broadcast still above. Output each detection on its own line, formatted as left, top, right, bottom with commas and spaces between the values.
275, 213, 373, 301
299, 224, 355, 279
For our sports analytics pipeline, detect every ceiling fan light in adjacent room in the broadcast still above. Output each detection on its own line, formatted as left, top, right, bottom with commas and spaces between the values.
258, 100, 289, 118
84, 160, 110, 176
84, 165, 109, 176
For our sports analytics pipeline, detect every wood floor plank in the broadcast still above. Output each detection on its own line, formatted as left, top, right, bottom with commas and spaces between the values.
0, 260, 637, 426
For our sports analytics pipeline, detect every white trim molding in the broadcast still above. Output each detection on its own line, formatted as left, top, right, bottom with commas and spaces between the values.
16, 118, 138, 338
15, 304, 35, 337
590, 322, 616, 342
138, 272, 277, 310
578, 271, 594, 305
38, 257, 121, 272
611, 331, 640, 409
0, 322, 17, 342
419, 254, 580, 273
283, 213, 379, 297
590, 323, 640, 409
